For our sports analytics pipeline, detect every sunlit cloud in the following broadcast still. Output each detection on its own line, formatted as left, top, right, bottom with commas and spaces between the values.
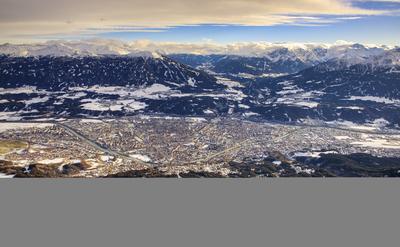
336, 16, 363, 20
0, 0, 391, 42
123, 39, 394, 55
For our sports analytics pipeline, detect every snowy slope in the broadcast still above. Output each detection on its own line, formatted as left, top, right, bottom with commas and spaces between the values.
1, 40, 398, 67
0, 39, 161, 58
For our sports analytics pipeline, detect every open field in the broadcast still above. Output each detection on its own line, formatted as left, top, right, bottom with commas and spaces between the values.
0, 140, 28, 155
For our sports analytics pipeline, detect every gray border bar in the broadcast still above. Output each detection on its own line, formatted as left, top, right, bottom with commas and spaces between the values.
1, 179, 399, 247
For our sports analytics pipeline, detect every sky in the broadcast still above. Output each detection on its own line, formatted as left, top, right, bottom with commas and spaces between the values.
0, 0, 399, 45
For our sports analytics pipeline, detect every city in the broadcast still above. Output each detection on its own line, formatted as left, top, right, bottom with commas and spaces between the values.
1, 116, 399, 177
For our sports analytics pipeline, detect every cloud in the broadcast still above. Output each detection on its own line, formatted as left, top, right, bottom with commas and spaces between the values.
336, 16, 363, 20
0, 0, 390, 42
1, 39, 395, 57
126, 39, 386, 55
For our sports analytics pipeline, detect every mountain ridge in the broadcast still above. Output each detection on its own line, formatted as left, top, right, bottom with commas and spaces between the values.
1, 39, 398, 67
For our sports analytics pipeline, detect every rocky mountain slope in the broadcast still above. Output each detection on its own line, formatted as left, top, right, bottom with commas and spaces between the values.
0, 40, 399, 126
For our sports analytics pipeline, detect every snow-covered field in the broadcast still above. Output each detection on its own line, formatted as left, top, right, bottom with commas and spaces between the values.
0, 122, 54, 132
20, 96, 50, 106
71, 84, 173, 99
348, 96, 400, 105
79, 119, 103, 123
273, 81, 323, 109
351, 134, 400, 149
129, 154, 152, 163
336, 106, 364, 110
292, 150, 338, 158
0, 112, 21, 121
0, 86, 45, 95
326, 120, 390, 132
0, 172, 15, 178
80, 98, 147, 112
38, 158, 64, 165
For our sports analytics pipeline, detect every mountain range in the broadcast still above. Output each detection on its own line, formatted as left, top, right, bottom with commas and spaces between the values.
0, 40, 399, 127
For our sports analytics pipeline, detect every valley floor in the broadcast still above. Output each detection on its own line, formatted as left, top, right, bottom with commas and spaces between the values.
1, 116, 400, 178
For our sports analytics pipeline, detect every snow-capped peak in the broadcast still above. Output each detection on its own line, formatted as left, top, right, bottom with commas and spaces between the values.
0, 39, 398, 67
127, 51, 163, 59
0, 39, 162, 58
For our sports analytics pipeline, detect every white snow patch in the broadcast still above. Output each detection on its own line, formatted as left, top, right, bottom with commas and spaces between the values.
236, 73, 255, 79
80, 99, 147, 112
337, 106, 364, 110
129, 154, 152, 163
38, 158, 64, 165
187, 77, 196, 87
0, 86, 45, 95
0, 172, 15, 178
351, 134, 400, 149
20, 96, 50, 106
238, 104, 250, 109
334, 136, 352, 140
259, 73, 288, 78
243, 112, 260, 117
293, 150, 338, 158
80, 119, 103, 123
0, 112, 21, 121
130, 84, 172, 99
216, 77, 244, 88
72, 84, 173, 100
80, 101, 110, 111
371, 118, 389, 128
186, 117, 207, 123
100, 155, 115, 162
60, 91, 87, 100
275, 89, 321, 108
326, 120, 379, 131
272, 161, 282, 166
276, 89, 304, 95
292, 101, 319, 108
348, 96, 400, 105
291, 165, 315, 175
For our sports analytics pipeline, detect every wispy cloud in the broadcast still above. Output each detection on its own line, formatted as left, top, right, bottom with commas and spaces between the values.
124, 39, 393, 55
336, 16, 363, 20
0, 0, 392, 42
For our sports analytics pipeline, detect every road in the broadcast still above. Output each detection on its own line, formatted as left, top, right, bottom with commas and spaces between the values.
1, 117, 399, 166
0, 120, 153, 166
187, 124, 303, 164
59, 122, 155, 166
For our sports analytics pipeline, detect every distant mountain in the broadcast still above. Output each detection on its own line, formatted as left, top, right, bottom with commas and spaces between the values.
170, 54, 309, 76
168, 54, 224, 68
243, 61, 400, 125
1, 39, 396, 62
0, 39, 134, 57
170, 44, 399, 78
313, 48, 400, 72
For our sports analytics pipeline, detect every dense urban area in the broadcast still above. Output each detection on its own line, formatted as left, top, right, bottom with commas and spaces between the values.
1, 116, 400, 178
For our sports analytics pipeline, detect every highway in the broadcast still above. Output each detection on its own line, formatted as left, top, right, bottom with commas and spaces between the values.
0, 120, 154, 166
1, 117, 399, 167
58, 122, 155, 166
